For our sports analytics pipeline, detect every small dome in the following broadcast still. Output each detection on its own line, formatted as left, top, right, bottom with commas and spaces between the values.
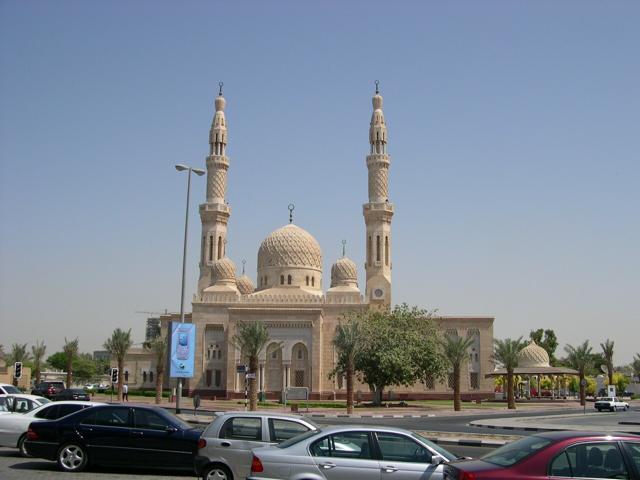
517, 340, 550, 368
212, 257, 236, 284
331, 257, 357, 287
237, 274, 255, 295
258, 224, 322, 271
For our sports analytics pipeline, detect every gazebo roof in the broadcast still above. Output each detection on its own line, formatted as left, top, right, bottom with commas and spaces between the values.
485, 366, 579, 377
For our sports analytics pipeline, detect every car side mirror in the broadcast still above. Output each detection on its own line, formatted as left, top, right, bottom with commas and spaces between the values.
431, 455, 444, 465
166, 425, 178, 433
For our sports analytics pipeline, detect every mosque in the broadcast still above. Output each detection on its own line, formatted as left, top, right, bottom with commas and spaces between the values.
127, 85, 495, 400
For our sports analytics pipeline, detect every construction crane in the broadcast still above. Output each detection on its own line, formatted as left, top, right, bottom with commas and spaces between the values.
134, 310, 170, 316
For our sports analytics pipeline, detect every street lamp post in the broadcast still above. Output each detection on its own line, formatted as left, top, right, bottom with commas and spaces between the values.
174, 164, 205, 414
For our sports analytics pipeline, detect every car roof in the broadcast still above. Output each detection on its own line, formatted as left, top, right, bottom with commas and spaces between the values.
0, 393, 48, 400
312, 424, 416, 436
217, 411, 313, 420
535, 431, 640, 441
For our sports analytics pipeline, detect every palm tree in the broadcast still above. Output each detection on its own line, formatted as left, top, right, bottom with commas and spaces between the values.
565, 340, 594, 406
632, 353, 640, 381
333, 314, 363, 414
6, 343, 31, 364
104, 329, 133, 401
493, 337, 526, 409
145, 335, 167, 404
31, 341, 47, 384
63, 338, 79, 388
441, 334, 475, 411
600, 339, 615, 386
232, 322, 271, 411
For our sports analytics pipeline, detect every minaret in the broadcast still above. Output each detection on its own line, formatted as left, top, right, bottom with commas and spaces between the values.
198, 83, 232, 294
363, 81, 393, 307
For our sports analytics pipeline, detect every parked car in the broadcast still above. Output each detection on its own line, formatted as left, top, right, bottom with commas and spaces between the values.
595, 397, 630, 412
31, 381, 65, 399
248, 425, 460, 480
0, 394, 50, 414
195, 412, 318, 480
53, 388, 91, 401
443, 431, 640, 479
24, 404, 201, 472
0, 401, 100, 456
0, 383, 21, 395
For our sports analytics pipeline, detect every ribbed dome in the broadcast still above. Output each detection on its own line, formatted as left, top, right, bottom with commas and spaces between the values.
212, 257, 236, 284
330, 257, 357, 287
236, 274, 255, 295
517, 340, 550, 368
258, 224, 322, 270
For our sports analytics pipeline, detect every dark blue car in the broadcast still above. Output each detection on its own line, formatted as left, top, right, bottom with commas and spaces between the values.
24, 404, 201, 473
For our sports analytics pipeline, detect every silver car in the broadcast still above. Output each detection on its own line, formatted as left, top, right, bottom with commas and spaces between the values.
247, 425, 459, 480
195, 412, 318, 480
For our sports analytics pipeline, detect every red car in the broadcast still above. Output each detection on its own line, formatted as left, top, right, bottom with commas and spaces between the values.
444, 431, 640, 479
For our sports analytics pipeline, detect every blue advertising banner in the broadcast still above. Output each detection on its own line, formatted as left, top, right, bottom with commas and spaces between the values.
169, 322, 196, 378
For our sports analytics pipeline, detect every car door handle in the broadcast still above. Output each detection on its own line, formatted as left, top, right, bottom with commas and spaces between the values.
220, 441, 231, 447
382, 466, 398, 473
320, 462, 336, 469
131, 431, 144, 437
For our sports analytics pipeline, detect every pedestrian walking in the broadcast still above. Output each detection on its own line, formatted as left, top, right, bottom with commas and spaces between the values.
123, 383, 129, 402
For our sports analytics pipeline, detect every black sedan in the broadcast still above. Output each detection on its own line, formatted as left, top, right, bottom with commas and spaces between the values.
24, 404, 201, 473
53, 388, 90, 401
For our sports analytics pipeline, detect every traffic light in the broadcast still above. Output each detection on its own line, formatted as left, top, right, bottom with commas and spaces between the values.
111, 367, 119, 384
14, 362, 22, 379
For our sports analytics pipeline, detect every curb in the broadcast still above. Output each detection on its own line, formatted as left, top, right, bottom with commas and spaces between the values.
309, 413, 437, 419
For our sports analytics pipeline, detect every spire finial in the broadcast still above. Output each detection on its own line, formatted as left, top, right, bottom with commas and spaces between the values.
341, 239, 347, 257
288, 203, 295, 224
218, 81, 224, 96
242, 259, 246, 275
375, 80, 380, 94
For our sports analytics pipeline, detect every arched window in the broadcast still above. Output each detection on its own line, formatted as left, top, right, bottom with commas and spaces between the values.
287, 275, 292, 285
367, 236, 372, 265
142, 371, 147, 383
217, 236, 223, 259
385, 236, 389, 266
311, 276, 315, 287
306, 276, 309, 286
149, 371, 153, 383
376, 235, 381, 262
208, 235, 213, 261
280, 275, 284, 285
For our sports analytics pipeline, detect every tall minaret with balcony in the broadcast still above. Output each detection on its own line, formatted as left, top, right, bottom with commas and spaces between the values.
198, 84, 231, 294
363, 82, 393, 307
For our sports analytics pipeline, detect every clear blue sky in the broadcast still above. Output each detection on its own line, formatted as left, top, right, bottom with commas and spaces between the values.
1, 1, 638, 364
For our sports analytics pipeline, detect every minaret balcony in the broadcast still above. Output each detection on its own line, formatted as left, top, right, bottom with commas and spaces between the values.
366, 154, 390, 167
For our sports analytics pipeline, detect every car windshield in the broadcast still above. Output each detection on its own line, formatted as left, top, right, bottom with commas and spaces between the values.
2, 386, 20, 394
411, 432, 457, 461
481, 436, 551, 467
277, 428, 321, 448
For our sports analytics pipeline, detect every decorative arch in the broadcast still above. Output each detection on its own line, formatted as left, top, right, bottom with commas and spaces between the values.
265, 342, 283, 392
291, 342, 310, 388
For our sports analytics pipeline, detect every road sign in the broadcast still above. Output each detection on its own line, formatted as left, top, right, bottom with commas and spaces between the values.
246, 373, 256, 379
580, 378, 586, 386
236, 365, 247, 373
13, 362, 22, 379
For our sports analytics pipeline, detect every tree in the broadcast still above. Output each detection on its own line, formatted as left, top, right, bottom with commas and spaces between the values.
493, 337, 526, 409
354, 304, 444, 406
63, 338, 79, 387
46, 352, 67, 371
6, 343, 32, 364
145, 335, 167, 404
31, 341, 47, 384
565, 340, 594, 406
104, 328, 133, 402
600, 339, 615, 386
232, 322, 271, 411
440, 333, 475, 411
73, 354, 97, 384
529, 329, 559, 365
632, 354, 640, 381
331, 311, 364, 414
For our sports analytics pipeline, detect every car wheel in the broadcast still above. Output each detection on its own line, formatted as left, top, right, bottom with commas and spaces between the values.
610, 406, 615, 412
57, 443, 88, 472
597, 407, 602, 412
203, 463, 233, 480
17, 434, 30, 457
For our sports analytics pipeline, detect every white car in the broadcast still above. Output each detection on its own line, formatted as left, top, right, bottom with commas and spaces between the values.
594, 397, 630, 412
0, 394, 50, 414
0, 400, 102, 456
0, 383, 21, 395
195, 412, 318, 480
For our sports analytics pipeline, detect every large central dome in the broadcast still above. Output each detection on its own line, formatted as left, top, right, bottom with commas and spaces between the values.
258, 224, 322, 270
